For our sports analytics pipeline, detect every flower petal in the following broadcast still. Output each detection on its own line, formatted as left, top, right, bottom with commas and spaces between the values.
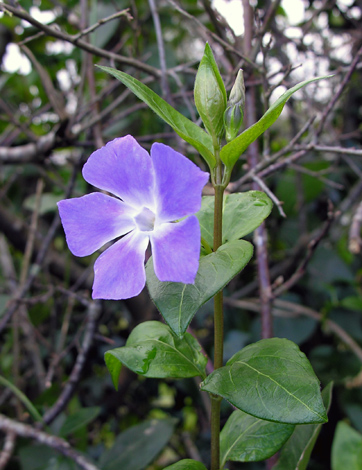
151, 143, 209, 223
82, 136, 155, 209
150, 216, 200, 284
58, 193, 136, 257
92, 231, 149, 300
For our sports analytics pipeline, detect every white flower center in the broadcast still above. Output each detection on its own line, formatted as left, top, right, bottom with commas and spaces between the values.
134, 207, 156, 232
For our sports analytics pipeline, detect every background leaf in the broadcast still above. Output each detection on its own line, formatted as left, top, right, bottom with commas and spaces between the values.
272, 382, 333, 470
331, 421, 362, 470
59, 407, 101, 437
146, 240, 253, 337
99, 418, 177, 470
104, 321, 207, 383
220, 409, 294, 466
220, 76, 332, 168
164, 460, 208, 470
201, 338, 327, 424
97, 66, 216, 168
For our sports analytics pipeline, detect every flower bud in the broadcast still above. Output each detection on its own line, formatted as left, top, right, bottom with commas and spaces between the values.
194, 43, 227, 142
224, 69, 245, 142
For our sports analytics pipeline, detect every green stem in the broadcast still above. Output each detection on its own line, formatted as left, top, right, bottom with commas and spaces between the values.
210, 159, 225, 470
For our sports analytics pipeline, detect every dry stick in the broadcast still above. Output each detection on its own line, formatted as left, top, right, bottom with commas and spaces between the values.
223, 298, 362, 364
0, 3, 161, 78
73, 9, 132, 40
166, 0, 259, 70
0, 414, 100, 470
0, 431, 16, 470
41, 301, 101, 426
272, 202, 339, 298
20, 45, 67, 121
0, 164, 79, 334
228, 116, 316, 191
81, 0, 104, 149
315, 43, 362, 138
349, 200, 362, 254
242, 0, 273, 340
252, 174, 286, 217
149, 0, 173, 104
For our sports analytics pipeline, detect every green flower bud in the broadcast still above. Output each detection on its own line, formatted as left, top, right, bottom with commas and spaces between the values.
194, 43, 227, 142
224, 69, 245, 142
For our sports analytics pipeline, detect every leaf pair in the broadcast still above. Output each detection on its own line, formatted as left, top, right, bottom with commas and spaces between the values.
99, 49, 331, 171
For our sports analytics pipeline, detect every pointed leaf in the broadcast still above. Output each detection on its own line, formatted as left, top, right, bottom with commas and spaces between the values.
331, 421, 362, 470
99, 418, 176, 470
164, 460, 208, 470
272, 382, 333, 470
146, 240, 253, 337
197, 191, 273, 248
105, 321, 207, 384
220, 76, 333, 168
220, 410, 294, 466
97, 65, 216, 168
201, 338, 328, 424
59, 407, 101, 437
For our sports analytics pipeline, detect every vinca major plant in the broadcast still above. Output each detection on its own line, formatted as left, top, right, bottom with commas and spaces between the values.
58, 43, 331, 470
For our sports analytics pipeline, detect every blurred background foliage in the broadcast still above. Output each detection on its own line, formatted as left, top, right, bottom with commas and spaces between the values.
0, 0, 362, 469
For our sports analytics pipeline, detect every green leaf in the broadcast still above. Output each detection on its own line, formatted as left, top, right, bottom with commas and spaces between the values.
272, 382, 333, 470
97, 65, 216, 169
331, 421, 362, 470
220, 75, 333, 168
200, 338, 328, 424
220, 410, 294, 466
59, 407, 101, 437
146, 240, 253, 337
197, 191, 273, 248
194, 43, 226, 140
104, 321, 207, 384
99, 418, 176, 470
164, 460, 208, 470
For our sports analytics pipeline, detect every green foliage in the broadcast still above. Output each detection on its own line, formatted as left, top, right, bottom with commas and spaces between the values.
197, 191, 273, 248
104, 321, 207, 385
164, 460, 208, 470
220, 76, 333, 168
97, 65, 216, 169
220, 410, 294, 465
146, 240, 253, 337
201, 338, 327, 424
59, 407, 101, 437
272, 382, 333, 470
99, 418, 177, 470
331, 421, 362, 470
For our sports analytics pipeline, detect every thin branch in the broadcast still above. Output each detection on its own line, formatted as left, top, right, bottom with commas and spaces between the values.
41, 301, 100, 426
73, 9, 132, 40
0, 2, 161, 77
252, 174, 286, 217
0, 431, 16, 470
315, 43, 362, 138
149, 0, 173, 103
272, 202, 338, 298
0, 414, 100, 470
349, 200, 362, 254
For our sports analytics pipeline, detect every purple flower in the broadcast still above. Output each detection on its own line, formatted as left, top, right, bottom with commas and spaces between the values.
57, 136, 209, 300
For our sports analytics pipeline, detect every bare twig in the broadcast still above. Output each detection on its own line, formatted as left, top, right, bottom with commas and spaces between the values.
0, 414, 100, 470
349, 200, 362, 254
273, 202, 339, 298
42, 301, 100, 426
315, 44, 362, 138
0, 431, 16, 470
0, 2, 161, 77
